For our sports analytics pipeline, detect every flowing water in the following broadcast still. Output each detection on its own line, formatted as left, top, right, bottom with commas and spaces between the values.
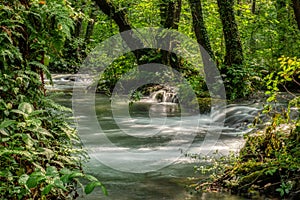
48, 74, 264, 200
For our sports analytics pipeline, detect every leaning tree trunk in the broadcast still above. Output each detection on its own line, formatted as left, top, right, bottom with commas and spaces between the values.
217, 0, 243, 66
94, 0, 145, 63
292, 0, 300, 30
188, 0, 214, 60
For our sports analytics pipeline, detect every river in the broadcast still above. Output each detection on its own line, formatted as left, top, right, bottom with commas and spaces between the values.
51, 90, 262, 200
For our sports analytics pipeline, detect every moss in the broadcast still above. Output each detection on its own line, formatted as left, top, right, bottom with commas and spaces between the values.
192, 117, 300, 199
197, 98, 212, 114
213, 124, 300, 198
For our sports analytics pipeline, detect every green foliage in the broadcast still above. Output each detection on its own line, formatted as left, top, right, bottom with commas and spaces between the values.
93, 0, 299, 100
276, 181, 294, 197
265, 56, 300, 102
97, 53, 138, 95
0, 0, 105, 199
46, 0, 300, 101
222, 63, 261, 100
191, 57, 300, 198
49, 37, 87, 73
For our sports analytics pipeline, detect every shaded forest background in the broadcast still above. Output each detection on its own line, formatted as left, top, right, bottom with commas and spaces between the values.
48, 0, 300, 99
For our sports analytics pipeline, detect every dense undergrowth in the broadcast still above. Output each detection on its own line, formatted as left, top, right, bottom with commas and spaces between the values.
191, 57, 300, 199
0, 1, 105, 199
0, 70, 106, 199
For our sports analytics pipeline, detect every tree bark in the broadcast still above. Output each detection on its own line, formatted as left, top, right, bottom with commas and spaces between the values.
173, 0, 182, 30
237, 0, 242, 16
85, 5, 97, 43
71, 0, 87, 38
74, 18, 83, 38
292, 0, 300, 30
217, 0, 243, 66
160, 0, 182, 29
276, 0, 287, 55
94, 0, 145, 61
188, 0, 214, 60
252, 0, 256, 14
159, 0, 182, 69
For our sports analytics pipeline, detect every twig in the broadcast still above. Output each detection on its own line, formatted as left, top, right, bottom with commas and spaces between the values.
282, 84, 296, 97
292, 76, 300, 86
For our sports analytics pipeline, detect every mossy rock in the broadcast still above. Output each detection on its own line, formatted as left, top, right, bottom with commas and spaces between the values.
197, 98, 212, 114
184, 97, 212, 114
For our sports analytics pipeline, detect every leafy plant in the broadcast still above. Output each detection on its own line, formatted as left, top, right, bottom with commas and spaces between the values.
276, 181, 293, 197
190, 57, 300, 198
222, 63, 260, 100
0, 0, 106, 199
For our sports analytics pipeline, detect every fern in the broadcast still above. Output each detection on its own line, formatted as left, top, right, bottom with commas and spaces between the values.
0, 1, 104, 199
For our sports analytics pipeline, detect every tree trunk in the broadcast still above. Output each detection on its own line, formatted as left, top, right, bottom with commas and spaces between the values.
159, 0, 182, 69
74, 18, 83, 38
94, 0, 145, 62
276, 0, 287, 56
237, 0, 242, 16
85, 6, 97, 43
160, 0, 182, 29
292, 0, 300, 30
173, 0, 182, 30
217, 0, 243, 66
160, 1, 168, 27
252, 0, 256, 14
249, 0, 257, 52
188, 0, 214, 60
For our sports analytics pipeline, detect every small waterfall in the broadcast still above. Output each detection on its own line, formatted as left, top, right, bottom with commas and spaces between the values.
149, 89, 178, 103
45, 74, 92, 91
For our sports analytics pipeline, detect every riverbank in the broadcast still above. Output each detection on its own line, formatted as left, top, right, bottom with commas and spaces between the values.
191, 94, 300, 199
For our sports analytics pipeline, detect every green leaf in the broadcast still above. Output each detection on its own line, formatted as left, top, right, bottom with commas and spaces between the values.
46, 166, 58, 176
39, 148, 55, 160
54, 178, 67, 191
84, 181, 107, 195
84, 181, 99, 195
18, 102, 34, 114
60, 174, 71, 184
60, 168, 71, 175
44, 54, 50, 66
30, 110, 45, 116
23, 134, 34, 148
85, 174, 99, 182
35, 127, 53, 138
69, 172, 84, 179
42, 184, 53, 195
11, 109, 29, 118
276, 188, 284, 196
51, 160, 64, 168
0, 120, 15, 129
18, 174, 29, 185
0, 150, 32, 158
1, 137, 10, 142
26, 176, 38, 188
